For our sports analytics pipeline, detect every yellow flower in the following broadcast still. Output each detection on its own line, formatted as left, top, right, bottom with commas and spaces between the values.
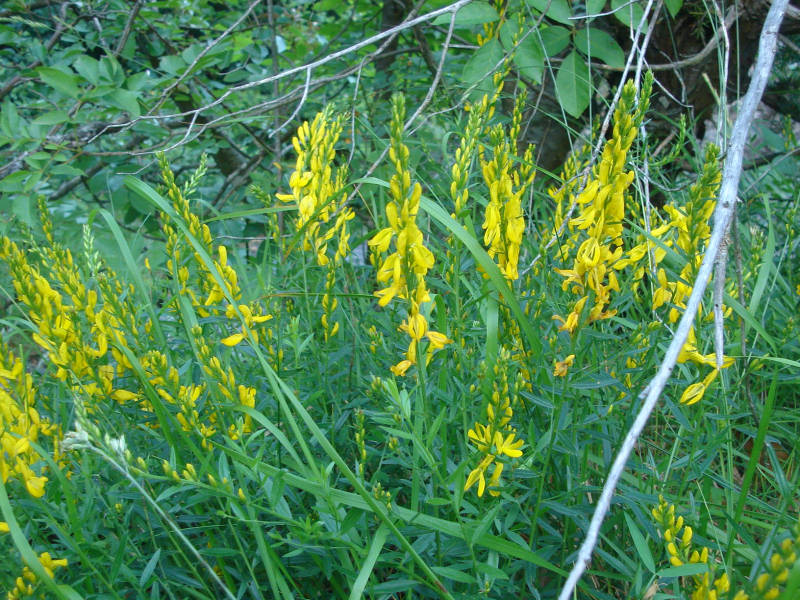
464, 454, 494, 497
425, 330, 453, 350
679, 369, 719, 405
493, 431, 524, 458
390, 360, 414, 377
553, 354, 576, 377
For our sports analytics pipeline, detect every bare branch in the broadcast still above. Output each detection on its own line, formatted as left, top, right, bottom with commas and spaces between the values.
87, 0, 474, 145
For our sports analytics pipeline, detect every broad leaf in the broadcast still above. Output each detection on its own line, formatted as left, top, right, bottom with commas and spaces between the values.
462, 38, 503, 99
540, 25, 571, 56
36, 66, 80, 98
611, 0, 645, 26
665, 0, 682, 18
527, 0, 573, 25
434, 1, 499, 26
555, 49, 592, 117
575, 27, 625, 67
514, 36, 545, 83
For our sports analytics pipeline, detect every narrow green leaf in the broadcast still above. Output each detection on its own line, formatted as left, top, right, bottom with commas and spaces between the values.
658, 563, 709, 578
139, 549, 161, 587
348, 525, 388, 600
432, 566, 475, 584
555, 49, 592, 117
469, 504, 500, 546
624, 513, 655, 573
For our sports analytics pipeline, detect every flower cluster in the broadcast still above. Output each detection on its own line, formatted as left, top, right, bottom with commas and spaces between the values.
465, 348, 524, 497
276, 106, 353, 340
480, 89, 535, 282
618, 144, 733, 404
369, 94, 451, 376
158, 155, 271, 347
450, 95, 488, 218
733, 517, 799, 600
0, 338, 57, 500
0, 225, 137, 414
476, 0, 506, 46
652, 496, 800, 600
6, 551, 68, 600
553, 75, 652, 334
651, 495, 731, 600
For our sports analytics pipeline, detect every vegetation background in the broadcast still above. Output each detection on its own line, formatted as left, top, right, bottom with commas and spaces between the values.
0, 0, 799, 599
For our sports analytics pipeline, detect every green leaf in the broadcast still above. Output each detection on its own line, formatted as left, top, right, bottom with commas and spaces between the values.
665, 0, 682, 18
574, 27, 625, 67
586, 0, 606, 15
540, 25, 571, 56
37, 66, 80, 97
1, 99, 25, 138
32, 110, 69, 126
139, 549, 161, 587
462, 38, 503, 98
159, 55, 185, 75
434, 1, 499, 26
0, 480, 83, 600
514, 35, 545, 83
611, 0, 644, 26
527, 0, 573, 25
555, 49, 592, 117
624, 513, 655, 573
110, 89, 141, 118
100, 55, 125, 86
73, 55, 100, 85
431, 566, 475, 584
348, 525, 388, 600
469, 504, 500, 546
658, 563, 709, 578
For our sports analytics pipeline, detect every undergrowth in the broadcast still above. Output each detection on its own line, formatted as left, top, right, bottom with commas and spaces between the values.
1, 67, 799, 600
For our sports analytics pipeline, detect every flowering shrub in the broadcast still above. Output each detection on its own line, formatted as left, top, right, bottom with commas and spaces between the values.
1, 71, 798, 600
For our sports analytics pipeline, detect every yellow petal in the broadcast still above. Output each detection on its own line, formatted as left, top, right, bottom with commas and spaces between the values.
221, 332, 245, 347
